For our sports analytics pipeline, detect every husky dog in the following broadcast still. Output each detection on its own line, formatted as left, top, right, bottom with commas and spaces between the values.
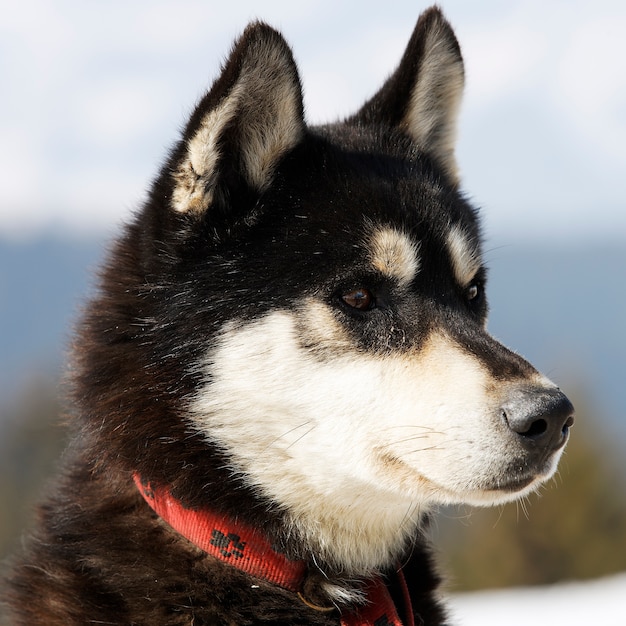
4, 7, 573, 625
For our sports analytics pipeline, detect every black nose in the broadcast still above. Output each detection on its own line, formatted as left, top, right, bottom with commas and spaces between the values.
502, 386, 574, 452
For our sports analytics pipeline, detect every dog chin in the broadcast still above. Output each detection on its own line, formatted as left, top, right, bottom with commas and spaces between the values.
433, 454, 565, 508
456, 471, 557, 507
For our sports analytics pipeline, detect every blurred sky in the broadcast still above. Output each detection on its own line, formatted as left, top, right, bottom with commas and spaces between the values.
1, 0, 625, 242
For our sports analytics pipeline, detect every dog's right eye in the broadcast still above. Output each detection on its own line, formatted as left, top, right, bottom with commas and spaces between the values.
341, 288, 375, 311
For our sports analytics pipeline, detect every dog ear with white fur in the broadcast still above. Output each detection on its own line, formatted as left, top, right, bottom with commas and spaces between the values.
349, 7, 465, 183
169, 23, 305, 218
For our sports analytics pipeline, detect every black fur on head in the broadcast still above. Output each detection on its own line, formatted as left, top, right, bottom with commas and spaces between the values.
4, 7, 572, 625
72, 6, 472, 515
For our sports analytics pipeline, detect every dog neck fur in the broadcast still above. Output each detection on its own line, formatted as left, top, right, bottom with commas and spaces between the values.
189, 312, 431, 575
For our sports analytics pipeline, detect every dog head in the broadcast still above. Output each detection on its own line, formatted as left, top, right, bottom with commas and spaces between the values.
85, 7, 573, 572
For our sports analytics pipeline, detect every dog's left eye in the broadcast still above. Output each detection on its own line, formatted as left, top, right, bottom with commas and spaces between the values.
341, 288, 375, 311
466, 283, 480, 301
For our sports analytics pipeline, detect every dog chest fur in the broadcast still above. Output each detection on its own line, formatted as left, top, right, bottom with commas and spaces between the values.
3, 6, 573, 626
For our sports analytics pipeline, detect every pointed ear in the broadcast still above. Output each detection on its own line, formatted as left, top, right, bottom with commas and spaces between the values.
350, 7, 464, 183
170, 23, 305, 216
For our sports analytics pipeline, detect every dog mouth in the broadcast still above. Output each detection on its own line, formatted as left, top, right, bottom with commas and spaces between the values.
374, 415, 572, 504
479, 447, 567, 496
488, 474, 538, 494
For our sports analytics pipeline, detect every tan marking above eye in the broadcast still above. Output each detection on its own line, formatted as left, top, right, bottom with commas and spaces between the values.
446, 225, 482, 288
369, 227, 421, 286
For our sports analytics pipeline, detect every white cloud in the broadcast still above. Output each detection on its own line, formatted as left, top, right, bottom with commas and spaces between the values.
554, 13, 626, 162
73, 79, 170, 150
0, 0, 624, 240
460, 12, 550, 108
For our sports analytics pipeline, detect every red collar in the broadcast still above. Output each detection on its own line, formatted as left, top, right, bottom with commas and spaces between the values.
134, 475, 413, 626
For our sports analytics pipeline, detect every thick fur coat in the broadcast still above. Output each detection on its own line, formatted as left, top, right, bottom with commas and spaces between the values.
3, 7, 573, 625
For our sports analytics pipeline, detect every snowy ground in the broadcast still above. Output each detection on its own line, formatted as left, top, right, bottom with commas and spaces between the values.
447, 573, 626, 625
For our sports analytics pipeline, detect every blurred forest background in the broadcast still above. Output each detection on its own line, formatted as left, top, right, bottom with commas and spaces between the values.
1, 237, 626, 594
